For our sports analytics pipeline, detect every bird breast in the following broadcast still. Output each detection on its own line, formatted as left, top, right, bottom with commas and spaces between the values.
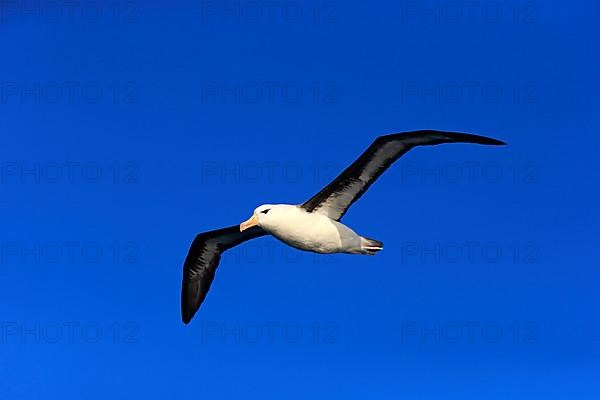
263, 207, 360, 254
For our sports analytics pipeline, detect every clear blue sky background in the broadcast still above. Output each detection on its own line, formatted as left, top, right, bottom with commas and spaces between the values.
1, 0, 599, 398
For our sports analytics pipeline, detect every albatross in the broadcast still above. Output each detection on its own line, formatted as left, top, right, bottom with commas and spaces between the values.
181, 130, 506, 323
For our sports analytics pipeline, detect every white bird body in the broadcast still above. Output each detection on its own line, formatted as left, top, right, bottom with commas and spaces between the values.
256, 204, 371, 254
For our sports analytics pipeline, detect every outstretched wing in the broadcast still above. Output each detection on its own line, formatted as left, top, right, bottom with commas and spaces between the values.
301, 130, 506, 220
181, 225, 267, 324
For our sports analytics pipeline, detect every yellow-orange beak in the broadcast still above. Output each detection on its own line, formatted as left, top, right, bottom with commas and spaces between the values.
240, 213, 259, 232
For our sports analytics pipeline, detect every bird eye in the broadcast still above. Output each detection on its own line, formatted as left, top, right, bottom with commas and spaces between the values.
261, 209, 270, 214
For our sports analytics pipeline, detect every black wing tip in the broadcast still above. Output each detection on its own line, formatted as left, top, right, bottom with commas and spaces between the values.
181, 299, 195, 325
182, 314, 192, 325
181, 299, 199, 325
181, 279, 203, 325
382, 130, 507, 146
455, 133, 506, 146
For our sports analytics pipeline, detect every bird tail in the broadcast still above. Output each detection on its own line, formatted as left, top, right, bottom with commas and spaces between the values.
360, 237, 384, 255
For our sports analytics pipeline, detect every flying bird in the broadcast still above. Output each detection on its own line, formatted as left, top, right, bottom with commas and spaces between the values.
181, 130, 506, 323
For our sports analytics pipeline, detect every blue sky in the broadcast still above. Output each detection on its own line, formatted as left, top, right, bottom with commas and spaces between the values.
1, 0, 599, 398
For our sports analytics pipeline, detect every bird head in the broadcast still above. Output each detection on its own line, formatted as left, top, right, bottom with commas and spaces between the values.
239, 204, 275, 232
